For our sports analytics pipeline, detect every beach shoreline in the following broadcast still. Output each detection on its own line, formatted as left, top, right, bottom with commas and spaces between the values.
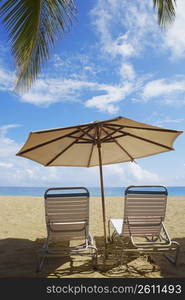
0, 195, 185, 278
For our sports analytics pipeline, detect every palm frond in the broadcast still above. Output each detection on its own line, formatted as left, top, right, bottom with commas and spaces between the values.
0, 0, 77, 92
153, 0, 176, 27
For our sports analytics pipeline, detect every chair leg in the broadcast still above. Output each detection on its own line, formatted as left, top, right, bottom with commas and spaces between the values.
36, 237, 49, 273
164, 242, 180, 265
89, 245, 98, 269
88, 232, 94, 245
36, 254, 46, 273
120, 249, 124, 265
174, 244, 180, 265
108, 220, 111, 242
92, 251, 98, 269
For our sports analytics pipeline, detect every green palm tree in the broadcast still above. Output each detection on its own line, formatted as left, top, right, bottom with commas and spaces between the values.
153, 0, 176, 26
0, 0, 77, 92
0, 0, 177, 92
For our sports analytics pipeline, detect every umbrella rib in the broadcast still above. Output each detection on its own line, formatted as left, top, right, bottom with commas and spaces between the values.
76, 133, 127, 143
105, 123, 182, 133
76, 141, 93, 143
100, 125, 126, 142
17, 128, 87, 155
113, 140, 135, 162
87, 128, 97, 167
101, 127, 135, 162
46, 127, 94, 166
78, 126, 96, 140
87, 143, 94, 167
104, 125, 174, 151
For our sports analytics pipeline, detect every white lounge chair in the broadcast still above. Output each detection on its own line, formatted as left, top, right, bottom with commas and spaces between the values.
37, 187, 97, 272
108, 185, 180, 265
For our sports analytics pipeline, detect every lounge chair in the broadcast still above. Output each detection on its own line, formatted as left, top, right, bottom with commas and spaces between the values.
37, 187, 97, 272
108, 185, 180, 265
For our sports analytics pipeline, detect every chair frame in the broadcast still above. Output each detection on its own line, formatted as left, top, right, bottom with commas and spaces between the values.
36, 187, 97, 272
108, 185, 180, 265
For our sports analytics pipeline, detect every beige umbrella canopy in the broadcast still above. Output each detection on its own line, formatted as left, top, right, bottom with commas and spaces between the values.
16, 116, 183, 247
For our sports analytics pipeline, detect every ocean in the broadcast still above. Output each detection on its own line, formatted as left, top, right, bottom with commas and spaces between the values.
0, 186, 185, 196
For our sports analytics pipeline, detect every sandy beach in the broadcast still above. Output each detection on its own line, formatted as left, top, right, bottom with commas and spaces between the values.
0, 195, 185, 278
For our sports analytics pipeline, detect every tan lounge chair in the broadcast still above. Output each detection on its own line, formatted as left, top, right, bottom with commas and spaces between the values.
37, 187, 97, 272
108, 185, 180, 265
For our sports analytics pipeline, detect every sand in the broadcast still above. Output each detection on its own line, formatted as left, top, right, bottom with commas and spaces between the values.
0, 195, 185, 278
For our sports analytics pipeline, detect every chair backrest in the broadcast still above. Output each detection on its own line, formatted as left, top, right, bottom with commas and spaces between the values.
44, 187, 89, 241
121, 185, 168, 237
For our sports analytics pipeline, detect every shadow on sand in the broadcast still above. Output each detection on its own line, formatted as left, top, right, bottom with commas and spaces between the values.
149, 237, 185, 278
0, 238, 96, 278
94, 236, 185, 278
0, 236, 185, 278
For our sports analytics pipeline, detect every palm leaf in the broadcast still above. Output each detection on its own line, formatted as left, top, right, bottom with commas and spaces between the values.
0, 0, 77, 92
153, 0, 176, 27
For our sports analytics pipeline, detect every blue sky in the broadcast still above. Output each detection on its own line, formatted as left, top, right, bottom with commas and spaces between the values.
0, 0, 185, 187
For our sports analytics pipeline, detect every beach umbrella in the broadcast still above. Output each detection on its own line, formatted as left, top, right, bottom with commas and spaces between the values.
16, 116, 182, 248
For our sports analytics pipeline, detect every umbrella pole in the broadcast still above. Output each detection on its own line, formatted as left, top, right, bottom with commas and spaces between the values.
97, 143, 107, 252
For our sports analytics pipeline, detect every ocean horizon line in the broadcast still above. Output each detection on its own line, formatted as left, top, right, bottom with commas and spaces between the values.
0, 186, 185, 197
1, 185, 185, 188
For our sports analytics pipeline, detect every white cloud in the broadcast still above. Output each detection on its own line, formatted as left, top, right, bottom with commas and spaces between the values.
113, 35, 135, 58
0, 124, 21, 158
128, 163, 159, 183
154, 118, 184, 127
0, 162, 13, 168
91, 0, 158, 58
141, 77, 185, 105
119, 63, 136, 81
20, 78, 98, 106
0, 124, 21, 137
103, 163, 160, 186
85, 82, 133, 114
1, 0, 185, 114
0, 67, 15, 91
19, 77, 137, 114
89, 0, 185, 110
143, 79, 185, 98
52, 53, 104, 80
144, 111, 184, 128
90, 0, 160, 82
0, 60, 137, 114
